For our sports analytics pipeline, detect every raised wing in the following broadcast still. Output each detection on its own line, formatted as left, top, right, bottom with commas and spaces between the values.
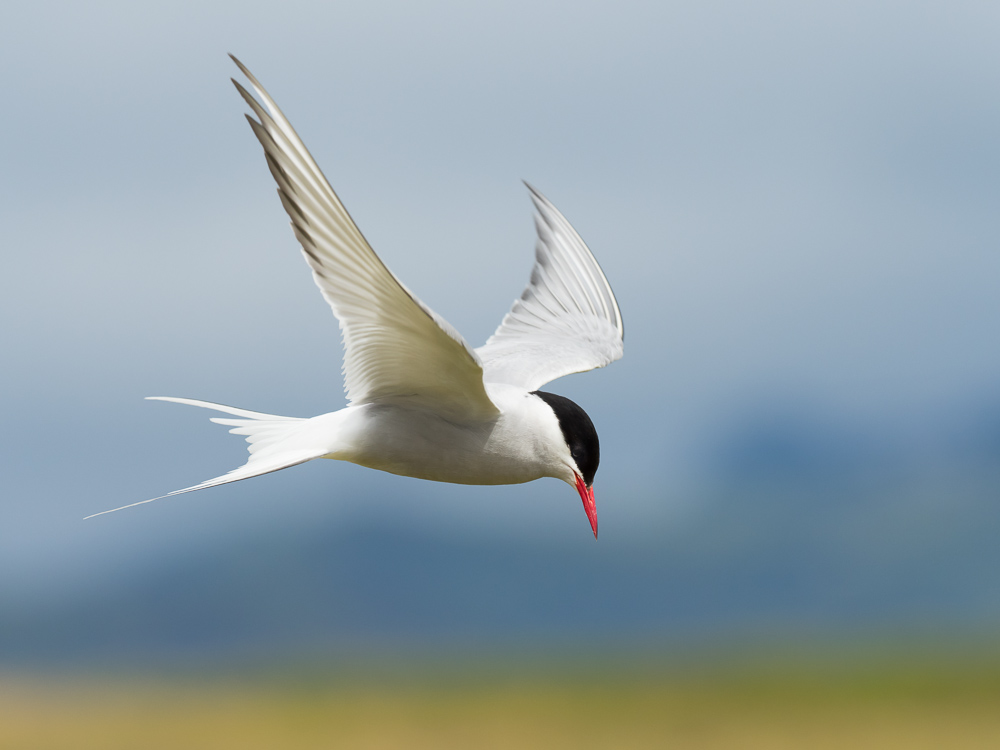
476, 184, 624, 391
231, 56, 498, 421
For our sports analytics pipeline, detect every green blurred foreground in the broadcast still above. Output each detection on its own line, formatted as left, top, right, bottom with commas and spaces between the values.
4, 656, 1000, 749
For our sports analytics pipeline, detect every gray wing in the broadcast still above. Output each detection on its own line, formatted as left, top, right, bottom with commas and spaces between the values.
231, 56, 498, 422
476, 184, 624, 391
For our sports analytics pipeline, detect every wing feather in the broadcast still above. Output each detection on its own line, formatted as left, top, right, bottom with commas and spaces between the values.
231, 56, 498, 421
476, 184, 624, 390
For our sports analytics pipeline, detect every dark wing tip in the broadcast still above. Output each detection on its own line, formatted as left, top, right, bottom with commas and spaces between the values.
522, 180, 546, 203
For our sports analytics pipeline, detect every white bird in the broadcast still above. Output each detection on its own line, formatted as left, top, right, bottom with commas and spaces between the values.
87, 56, 624, 537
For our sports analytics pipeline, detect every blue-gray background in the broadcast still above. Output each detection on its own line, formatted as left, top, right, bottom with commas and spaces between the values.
3, 0, 1000, 665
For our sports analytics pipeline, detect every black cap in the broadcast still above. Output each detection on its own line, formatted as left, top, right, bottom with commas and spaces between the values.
532, 391, 600, 486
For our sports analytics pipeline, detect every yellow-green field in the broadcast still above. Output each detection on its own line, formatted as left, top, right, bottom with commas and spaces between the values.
4, 657, 1000, 749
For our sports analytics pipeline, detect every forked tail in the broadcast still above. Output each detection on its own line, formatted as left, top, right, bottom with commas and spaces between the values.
85, 397, 330, 519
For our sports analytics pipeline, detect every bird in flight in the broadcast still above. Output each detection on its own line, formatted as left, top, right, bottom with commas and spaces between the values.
88, 56, 624, 537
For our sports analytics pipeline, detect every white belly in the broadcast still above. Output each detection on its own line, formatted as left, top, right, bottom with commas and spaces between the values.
319, 386, 570, 486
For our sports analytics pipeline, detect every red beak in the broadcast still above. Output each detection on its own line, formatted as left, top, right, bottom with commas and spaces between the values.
574, 474, 598, 539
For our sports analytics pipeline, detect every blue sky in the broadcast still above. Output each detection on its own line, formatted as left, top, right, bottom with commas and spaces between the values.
3, 1, 1000, 615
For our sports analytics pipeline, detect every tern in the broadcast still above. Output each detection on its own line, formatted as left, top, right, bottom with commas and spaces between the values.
88, 57, 624, 537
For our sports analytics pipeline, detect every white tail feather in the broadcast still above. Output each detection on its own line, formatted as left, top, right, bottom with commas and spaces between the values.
85, 397, 331, 519
145, 396, 300, 421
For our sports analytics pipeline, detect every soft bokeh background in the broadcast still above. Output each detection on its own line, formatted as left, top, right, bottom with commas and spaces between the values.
3, 0, 1000, 745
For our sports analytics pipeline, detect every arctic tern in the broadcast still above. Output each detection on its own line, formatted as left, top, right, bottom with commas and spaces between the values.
87, 56, 624, 537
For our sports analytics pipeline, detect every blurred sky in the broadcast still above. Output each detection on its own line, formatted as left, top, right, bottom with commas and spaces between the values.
3, 0, 1000, 610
